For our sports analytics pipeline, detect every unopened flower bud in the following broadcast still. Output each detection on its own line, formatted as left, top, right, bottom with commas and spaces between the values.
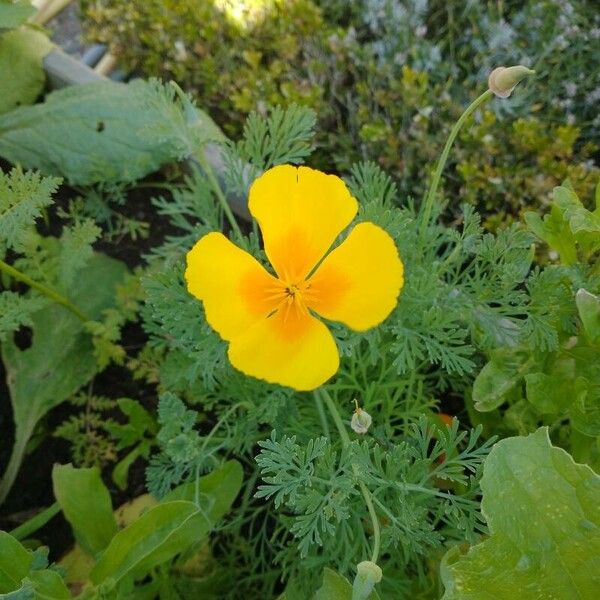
488, 65, 535, 98
352, 561, 382, 600
351, 402, 372, 434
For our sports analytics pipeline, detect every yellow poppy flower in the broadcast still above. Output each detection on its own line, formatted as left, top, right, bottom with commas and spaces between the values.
185, 165, 404, 391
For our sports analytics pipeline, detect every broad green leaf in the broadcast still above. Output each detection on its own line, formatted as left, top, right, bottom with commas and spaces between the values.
0, 253, 127, 504
0, 28, 53, 114
0, 532, 69, 599
0, 1, 36, 29
0, 79, 224, 185
441, 428, 600, 600
90, 500, 211, 585
473, 348, 534, 411
52, 464, 118, 556
26, 570, 70, 599
89, 462, 242, 587
313, 569, 379, 600
0, 531, 32, 592
576, 289, 600, 344
163, 459, 243, 523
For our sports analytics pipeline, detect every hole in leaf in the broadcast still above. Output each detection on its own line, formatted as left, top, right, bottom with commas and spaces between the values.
96, 121, 105, 132
13, 326, 33, 350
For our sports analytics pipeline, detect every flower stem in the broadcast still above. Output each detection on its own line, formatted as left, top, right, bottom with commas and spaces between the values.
419, 88, 493, 239
313, 390, 331, 439
10, 501, 61, 540
319, 388, 381, 564
0, 259, 88, 322
196, 153, 244, 241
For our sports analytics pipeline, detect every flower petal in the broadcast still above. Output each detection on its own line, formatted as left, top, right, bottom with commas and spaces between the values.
248, 165, 358, 283
185, 232, 282, 341
227, 307, 339, 391
306, 222, 404, 331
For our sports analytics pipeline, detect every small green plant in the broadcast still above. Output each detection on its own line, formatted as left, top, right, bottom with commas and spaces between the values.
472, 182, 600, 468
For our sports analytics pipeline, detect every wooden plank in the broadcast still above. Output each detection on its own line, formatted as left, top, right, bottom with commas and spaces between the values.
43, 47, 105, 88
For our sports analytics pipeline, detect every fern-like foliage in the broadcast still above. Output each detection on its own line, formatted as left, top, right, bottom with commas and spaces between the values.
0, 167, 60, 252
222, 104, 316, 198
256, 417, 493, 592
137, 108, 570, 597
0, 292, 47, 341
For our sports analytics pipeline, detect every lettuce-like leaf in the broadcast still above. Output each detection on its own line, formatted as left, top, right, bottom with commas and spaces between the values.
441, 428, 600, 600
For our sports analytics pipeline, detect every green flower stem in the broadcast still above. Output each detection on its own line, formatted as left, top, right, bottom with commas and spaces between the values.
0, 259, 88, 322
419, 89, 493, 239
194, 401, 251, 506
313, 390, 331, 439
196, 153, 244, 241
10, 501, 60, 540
319, 388, 381, 564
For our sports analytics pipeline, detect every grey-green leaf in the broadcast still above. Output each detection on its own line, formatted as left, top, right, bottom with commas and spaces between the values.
0, 253, 127, 504
472, 348, 533, 411
0, 79, 224, 185
441, 428, 600, 600
52, 464, 118, 556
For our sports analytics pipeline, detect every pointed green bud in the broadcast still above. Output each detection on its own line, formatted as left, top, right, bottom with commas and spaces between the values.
352, 561, 382, 600
488, 65, 535, 98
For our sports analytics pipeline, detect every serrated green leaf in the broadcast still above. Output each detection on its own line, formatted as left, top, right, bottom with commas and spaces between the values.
524, 206, 577, 265
441, 428, 600, 600
0, 79, 223, 185
0, 1, 36, 29
472, 348, 534, 411
52, 464, 118, 556
554, 185, 600, 233
0, 28, 53, 114
0, 292, 47, 341
58, 220, 101, 287
0, 168, 59, 251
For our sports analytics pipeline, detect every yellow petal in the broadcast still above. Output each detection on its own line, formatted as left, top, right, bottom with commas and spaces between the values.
227, 305, 339, 391
185, 232, 282, 341
306, 222, 404, 331
248, 165, 358, 283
